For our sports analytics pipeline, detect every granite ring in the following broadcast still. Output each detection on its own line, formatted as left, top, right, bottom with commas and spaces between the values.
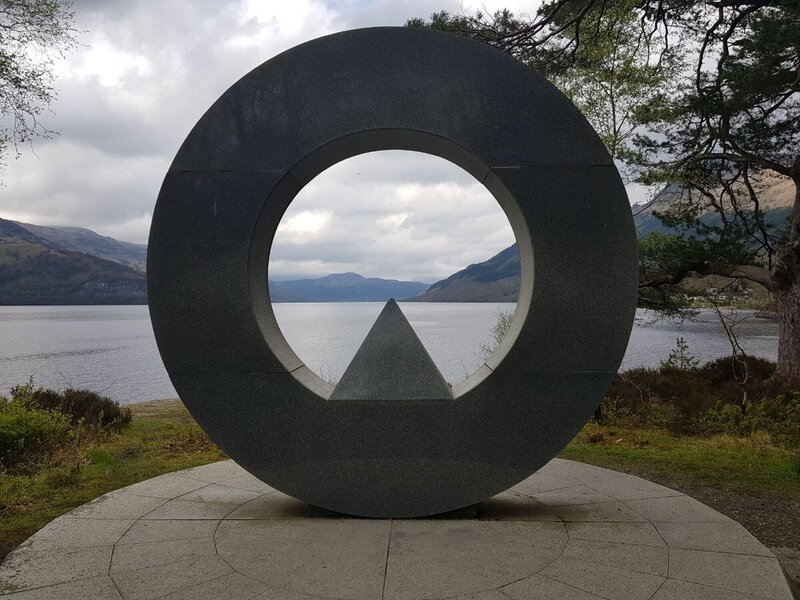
148, 26, 638, 517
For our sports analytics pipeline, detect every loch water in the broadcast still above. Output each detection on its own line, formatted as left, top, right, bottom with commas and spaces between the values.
0, 303, 779, 404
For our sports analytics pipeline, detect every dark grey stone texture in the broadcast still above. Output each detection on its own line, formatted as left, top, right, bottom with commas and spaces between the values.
148, 26, 638, 517
330, 299, 453, 401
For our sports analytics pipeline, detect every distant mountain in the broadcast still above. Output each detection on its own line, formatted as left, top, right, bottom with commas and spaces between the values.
269, 281, 310, 302
6, 173, 791, 306
12, 221, 147, 271
411, 175, 796, 303
271, 272, 429, 302
0, 217, 146, 305
0, 218, 53, 247
406, 244, 520, 302
632, 175, 794, 238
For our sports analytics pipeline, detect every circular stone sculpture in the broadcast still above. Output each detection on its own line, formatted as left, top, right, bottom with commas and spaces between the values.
148, 27, 638, 517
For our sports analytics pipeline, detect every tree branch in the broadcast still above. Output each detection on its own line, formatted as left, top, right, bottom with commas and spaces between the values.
689, 152, 790, 176
640, 261, 772, 289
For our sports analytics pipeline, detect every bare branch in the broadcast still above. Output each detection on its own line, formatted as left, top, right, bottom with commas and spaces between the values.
640, 260, 772, 289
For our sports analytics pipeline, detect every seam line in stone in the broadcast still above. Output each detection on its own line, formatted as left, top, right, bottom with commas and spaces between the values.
169, 164, 618, 175
540, 572, 615, 600
108, 518, 139, 576
648, 578, 668, 600
380, 519, 392, 600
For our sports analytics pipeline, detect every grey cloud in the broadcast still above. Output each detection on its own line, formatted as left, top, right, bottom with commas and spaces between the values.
1, 1, 531, 279
335, 0, 467, 29
270, 150, 514, 282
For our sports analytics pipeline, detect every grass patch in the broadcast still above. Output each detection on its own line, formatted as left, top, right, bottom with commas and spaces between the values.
0, 399, 225, 561
2, 397, 798, 563
561, 421, 800, 497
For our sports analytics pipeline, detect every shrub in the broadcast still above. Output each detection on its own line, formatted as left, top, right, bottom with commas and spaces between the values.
10, 380, 131, 432
163, 426, 216, 453
599, 356, 799, 447
607, 379, 800, 449
748, 393, 800, 449
698, 355, 776, 386
660, 337, 699, 370
0, 400, 73, 469
696, 396, 800, 449
606, 356, 779, 413
480, 308, 515, 360
603, 367, 716, 430
696, 402, 748, 435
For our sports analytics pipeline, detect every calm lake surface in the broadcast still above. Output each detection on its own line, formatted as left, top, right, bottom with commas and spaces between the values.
0, 303, 779, 405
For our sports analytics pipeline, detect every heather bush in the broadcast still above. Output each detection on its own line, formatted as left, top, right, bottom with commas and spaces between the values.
1, 379, 133, 470
0, 400, 73, 468
698, 355, 776, 386
10, 379, 131, 432
599, 351, 798, 447
697, 393, 800, 448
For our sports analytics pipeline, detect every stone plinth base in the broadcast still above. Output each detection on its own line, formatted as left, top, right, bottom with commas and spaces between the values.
0, 459, 792, 599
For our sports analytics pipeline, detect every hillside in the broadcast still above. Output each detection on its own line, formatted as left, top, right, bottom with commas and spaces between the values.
271, 272, 429, 302
13, 221, 147, 271
0, 218, 147, 305
411, 175, 795, 302
633, 175, 793, 237
269, 281, 310, 302
406, 244, 520, 302
3, 173, 792, 306
0, 220, 425, 304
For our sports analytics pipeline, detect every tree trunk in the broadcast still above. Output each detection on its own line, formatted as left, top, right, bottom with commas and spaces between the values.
773, 171, 800, 386
774, 278, 800, 386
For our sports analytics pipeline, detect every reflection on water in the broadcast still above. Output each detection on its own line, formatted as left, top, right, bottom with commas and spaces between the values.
0, 304, 778, 404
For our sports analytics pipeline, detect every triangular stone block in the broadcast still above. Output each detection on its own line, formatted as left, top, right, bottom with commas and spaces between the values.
330, 299, 453, 401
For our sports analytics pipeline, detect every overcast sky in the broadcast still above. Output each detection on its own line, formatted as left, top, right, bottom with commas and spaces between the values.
0, 0, 641, 283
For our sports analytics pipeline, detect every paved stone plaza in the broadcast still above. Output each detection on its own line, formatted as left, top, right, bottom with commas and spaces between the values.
0, 459, 792, 600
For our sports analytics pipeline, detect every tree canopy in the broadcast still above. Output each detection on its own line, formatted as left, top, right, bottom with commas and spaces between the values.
0, 0, 77, 169
410, 0, 800, 383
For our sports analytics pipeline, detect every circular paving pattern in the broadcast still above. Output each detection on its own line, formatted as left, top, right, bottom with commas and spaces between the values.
0, 459, 792, 599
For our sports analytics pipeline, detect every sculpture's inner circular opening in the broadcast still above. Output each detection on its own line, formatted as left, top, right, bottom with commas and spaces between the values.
268, 150, 518, 388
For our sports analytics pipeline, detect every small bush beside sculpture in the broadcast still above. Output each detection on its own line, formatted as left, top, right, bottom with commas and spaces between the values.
485, 314, 799, 448
603, 353, 800, 448
0, 380, 131, 469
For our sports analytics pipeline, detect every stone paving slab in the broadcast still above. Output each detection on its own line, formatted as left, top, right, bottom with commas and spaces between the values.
0, 458, 793, 600
68, 492, 166, 521
18, 518, 134, 551
669, 547, 791, 599
540, 555, 666, 600
775, 548, 800, 600
0, 546, 113, 594
0, 576, 121, 600
121, 474, 209, 500
117, 519, 219, 545
109, 537, 217, 574
217, 519, 390, 600
565, 522, 666, 547
384, 521, 566, 600
653, 520, 775, 556
560, 538, 668, 576
528, 484, 616, 507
